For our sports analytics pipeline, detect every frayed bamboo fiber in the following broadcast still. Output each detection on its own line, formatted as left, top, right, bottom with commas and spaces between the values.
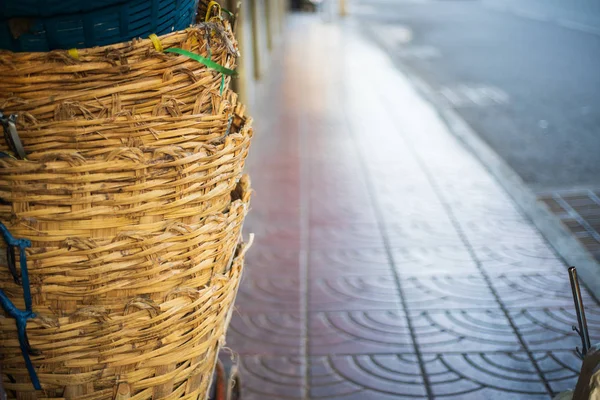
0, 97, 246, 158
0, 177, 251, 398
0, 114, 252, 247
0, 22, 238, 126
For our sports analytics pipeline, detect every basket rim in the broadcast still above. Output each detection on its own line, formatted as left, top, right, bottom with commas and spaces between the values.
0, 22, 236, 58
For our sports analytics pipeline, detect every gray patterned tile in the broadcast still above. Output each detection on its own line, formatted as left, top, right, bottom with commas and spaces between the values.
238, 355, 303, 400
309, 224, 385, 249
473, 243, 566, 276
365, 160, 427, 180
309, 311, 413, 355
439, 183, 515, 203
309, 197, 378, 225
510, 307, 600, 351
373, 182, 440, 205
310, 355, 427, 399
411, 309, 523, 352
244, 246, 300, 277
246, 223, 300, 249
423, 352, 550, 399
493, 273, 598, 309
308, 173, 370, 198
309, 275, 402, 312
309, 168, 365, 191
402, 275, 499, 310
446, 193, 524, 221
385, 220, 464, 247
309, 176, 370, 197
250, 185, 299, 209
370, 178, 438, 197
249, 203, 300, 222
457, 216, 549, 246
533, 350, 582, 395
391, 245, 479, 277
227, 312, 302, 355
236, 276, 301, 313
309, 248, 392, 278
377, 200, 450, 221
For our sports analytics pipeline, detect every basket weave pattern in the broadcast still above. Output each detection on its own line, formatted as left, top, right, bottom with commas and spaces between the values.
0, 98, 241, 156
0, 23, 237, 123
1, 236, 251, 398
0, 117, 252, 245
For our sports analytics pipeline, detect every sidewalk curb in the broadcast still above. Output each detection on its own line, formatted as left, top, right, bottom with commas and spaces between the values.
359, 22, 600, 301
409, 76, 600, 301
439, 106, 600, 301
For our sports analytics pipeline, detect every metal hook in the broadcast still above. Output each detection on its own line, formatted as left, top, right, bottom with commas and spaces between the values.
0, 111, 26, 160
569, 267, 591, 358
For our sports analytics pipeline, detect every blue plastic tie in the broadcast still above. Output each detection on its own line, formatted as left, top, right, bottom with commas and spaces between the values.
0, 223, 40, 390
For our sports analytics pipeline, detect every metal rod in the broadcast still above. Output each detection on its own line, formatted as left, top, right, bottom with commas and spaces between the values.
339, 0, 347, 16
569, 266, 592, 356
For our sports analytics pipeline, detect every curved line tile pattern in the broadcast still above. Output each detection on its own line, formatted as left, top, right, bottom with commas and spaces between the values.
310, 311, 413, 354
309, 248, 392, 277
310, 355, 428, 399
424, 353, 550, 398
226, 13, 600, 400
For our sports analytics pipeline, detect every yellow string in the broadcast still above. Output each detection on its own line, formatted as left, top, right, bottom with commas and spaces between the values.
149, 34, 163, 52
205, 1, 222, 22
67, 48, 79, 59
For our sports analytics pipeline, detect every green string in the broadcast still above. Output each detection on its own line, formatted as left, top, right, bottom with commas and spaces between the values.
164, 48, 237, 76
165, 47, 235, 96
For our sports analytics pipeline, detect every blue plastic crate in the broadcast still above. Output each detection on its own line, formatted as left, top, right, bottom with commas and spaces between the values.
0, 1, 125, 18
0, 0, 199, 52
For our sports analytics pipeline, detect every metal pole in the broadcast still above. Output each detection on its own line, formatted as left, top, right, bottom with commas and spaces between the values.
251, 0, 262, 80
229, 0, 248, 105
339, 0, 347, 16
569, 266, 592, 357
265, 0, 273, 51
279, 0, 286, 34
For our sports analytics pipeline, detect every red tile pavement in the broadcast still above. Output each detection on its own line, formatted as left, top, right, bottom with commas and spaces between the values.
227, 14, 600, 400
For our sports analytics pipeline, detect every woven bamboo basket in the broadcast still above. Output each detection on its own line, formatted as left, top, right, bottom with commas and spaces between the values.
0, 209, 253, 398
0, 94, 244, 159
0, 21, 238, 124
0, 111, 252, 247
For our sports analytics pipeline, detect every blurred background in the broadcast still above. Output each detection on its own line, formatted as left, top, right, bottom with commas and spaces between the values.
234, 0, 600, 275
226, 1, 600, 399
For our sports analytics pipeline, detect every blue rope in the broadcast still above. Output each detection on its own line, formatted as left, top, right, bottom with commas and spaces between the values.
0, 291, 39, 389
0, 223, 40, 390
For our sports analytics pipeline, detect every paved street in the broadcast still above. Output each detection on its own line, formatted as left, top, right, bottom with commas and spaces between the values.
353, 0, 600, 192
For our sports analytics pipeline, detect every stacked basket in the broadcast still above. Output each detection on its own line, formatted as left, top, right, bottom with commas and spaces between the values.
0, 5, 253, 399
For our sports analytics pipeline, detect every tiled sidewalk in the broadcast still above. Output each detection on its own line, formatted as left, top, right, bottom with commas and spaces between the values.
227, 15, 600, 400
